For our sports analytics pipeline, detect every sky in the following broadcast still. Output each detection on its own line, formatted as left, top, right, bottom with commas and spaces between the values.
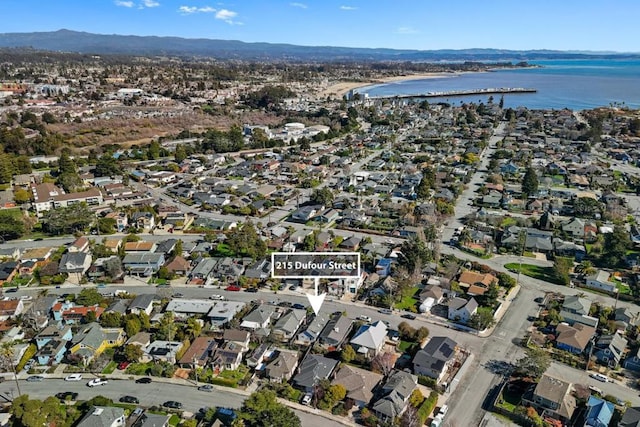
3, 0, 639, 52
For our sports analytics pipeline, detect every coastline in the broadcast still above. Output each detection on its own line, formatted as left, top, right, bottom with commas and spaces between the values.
317, 72, 456, 99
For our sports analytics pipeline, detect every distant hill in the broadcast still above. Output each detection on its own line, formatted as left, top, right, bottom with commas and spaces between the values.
0, 29, 637, 62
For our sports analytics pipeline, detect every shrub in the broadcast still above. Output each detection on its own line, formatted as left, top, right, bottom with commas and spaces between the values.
16, 344, 37, 372
418, 375, 437, 389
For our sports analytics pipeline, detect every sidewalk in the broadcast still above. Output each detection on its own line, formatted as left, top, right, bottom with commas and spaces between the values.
479, 284, 521, 338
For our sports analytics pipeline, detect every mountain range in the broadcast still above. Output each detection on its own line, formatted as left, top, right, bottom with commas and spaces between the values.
0, 29, 638, 62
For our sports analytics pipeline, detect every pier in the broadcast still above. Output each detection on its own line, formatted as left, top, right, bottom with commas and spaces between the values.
369, 87, 537, 99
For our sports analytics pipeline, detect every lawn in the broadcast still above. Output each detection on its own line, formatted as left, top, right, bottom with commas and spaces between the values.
397, 341, 415, 353
497, 387, 522, 412
213, 243, 235, 257
395, 287, 419, 311
504, 263, 561, 285
218, 365, 249, 384
102, 361, 117, 374
126, 362, 152, 375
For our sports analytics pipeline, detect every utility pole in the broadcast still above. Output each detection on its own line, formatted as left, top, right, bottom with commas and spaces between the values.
193, 356, 198, 386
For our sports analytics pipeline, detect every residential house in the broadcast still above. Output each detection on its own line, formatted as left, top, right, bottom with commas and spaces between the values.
52, 302, 105, 324
103, 238, 123, 254
128, 294, 156, 316
68, 236, 90, 253
619, 407, 640, 427
584, 395, 614, 427
331, 364, 383, 409
624, 347, 640, 372
375, 258, 393, 278
132, 212, 155, 232
22, 295, 56, 329
448, 297, 478, 324
522, 374, 576, 423
189, 258, 218, 285
105, 212, 128, 232
165, 299, 215, 318
124, 241, 157, 252
457, 270, 496, 296
318, 314, 353, 351
126, 332, 152, 349
372, 370, 418, 423
35, 324, 73, 350
70, 323, 125, 364
563, 295, 591, 315
211, 341, 244, 372
292, 353, 339, 392
76, 406, 125, 427
614, 307, 637, 329
58, 252, 92, 275
222, 329, 251, 351
143, 341, 184, 364
122, 253, 165, 276
555, 323, 595, 354
244, 259, 271, 280
593, 332, 628, 368
178, 336, 217, 368
0, 299, 24, 321
165, 256, 191, 276
132, 413, 170, 427
37, 339, 68, 365
561, 217, 586, 239
265, 349, 299, 383
271, 309, 306, 342
207, 301, 246, 328
0, 261, 18, 285
240, 305, 276, 330
412, 336, 458, 383
586, 270, 617, 293
296, 314, 330, 346
247, 343, 272, 369
349, 320, 388, 358
291, 205, 323, 223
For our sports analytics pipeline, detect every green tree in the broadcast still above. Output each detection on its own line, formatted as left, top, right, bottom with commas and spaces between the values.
515, 347, 550, 379
553, 257, 574, 286
75, 288, 104, 306
600, 225, 630, 268
497, 272, 516, 289
174, 144, 187, 163
44, 203, 94, 234
237, 389, 301, 427
156, 311, 177, 341
94, 154, 121, 177
0, 153, 15, 183
310, 187, 334, 206
398, 237, 432, 278
225, 222, 267, 259
573, 197, 603, 218
415, 167, 435, 199
173, 239, 183, 257
125, 317, 141, 338
84, 310, 97, 324
184, 317, 202, 340
0, 210, 26, 240
123, 343, 143, 362
147, 140, 161, 159
521, 167, 539, 198
13, 188, 32, 204
56, 148, 82, 192
10, 395, 68, 427
469, 307, 496, 330
99, 312, 123, 328
341, 344, 356, 363
98, 217, 117, 234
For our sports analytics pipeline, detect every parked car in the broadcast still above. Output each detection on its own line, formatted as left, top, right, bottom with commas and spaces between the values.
87, 378, 108, 387
20, 295, 32, 301
26, 375, 44, 382
379, 308, 393, 315
589, 373, 609, 383
225, 285, 241, 292
64, 374, 83, 382
209, 294, 225, 300
55, 392, 78, 401
198, 384, 214, 392
172, 293, 184, 298
245, 287, 258, 293
117, 361, 130, 370
278, 301, 292, 308
401, 313, 416, 320
292, 303, 306, 310
357, 315, 372, 322
301, 393, 313, 406
119, 395, 140, 404
163, 401, 183, 409
135, 377, 152, 384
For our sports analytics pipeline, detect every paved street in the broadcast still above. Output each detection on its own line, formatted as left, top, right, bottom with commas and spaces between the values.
0, 379, 349, 427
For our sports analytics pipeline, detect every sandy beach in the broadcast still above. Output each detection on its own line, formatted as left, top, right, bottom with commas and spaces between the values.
317, 72, 455, 99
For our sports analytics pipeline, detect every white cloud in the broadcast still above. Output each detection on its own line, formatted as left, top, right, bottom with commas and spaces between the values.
395, 26, 419, 34
215, 9, 239, 24
290, 2, 307, 8
340, 5, 357, 10
141, 0, 160, 7
115, 0, 134, 7
178, 5, 216, 14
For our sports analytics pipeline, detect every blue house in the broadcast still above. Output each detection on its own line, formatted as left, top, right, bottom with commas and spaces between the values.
624, 348, 640, 372
37, 339, 68, 365
375, 258, 393, 278
584, 395, 614, 427
35, 324, 73, 349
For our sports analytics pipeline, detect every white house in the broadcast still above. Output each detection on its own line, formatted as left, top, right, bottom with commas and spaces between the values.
586, 270, 617, 293
447, 297, 478, 324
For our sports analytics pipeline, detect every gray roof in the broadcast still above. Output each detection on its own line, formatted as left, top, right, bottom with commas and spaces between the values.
71, 323, 105, 350
266, 350, 299, 380
373, 370, 417, 418
413, 336, 457, 374
563, 295, 591, 315
292, 354, 338, 389
58, 252, 90, 272
123, 252, 164, 264
242, 305, 276, 326
273, 309, 306, 335
319, 314, 353, 346
133, 412, 171, 427
130, 294, 156, 310
620, 407, 640, 427
76, 406, 125, 427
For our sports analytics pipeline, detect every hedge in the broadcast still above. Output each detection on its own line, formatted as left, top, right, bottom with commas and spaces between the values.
417, 391, 439, 425
16, 343, 37, 372
208, 377, 238, 388
418, 375, 438, 389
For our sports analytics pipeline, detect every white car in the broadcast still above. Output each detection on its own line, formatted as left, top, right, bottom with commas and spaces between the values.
64, 374, 83, 381
589, 373, 609, 383
301, 393, 313, 405
209, 294, 225, 300
87, 378, 108, 387
20, 295, 33, 301
357, 315, 372, 322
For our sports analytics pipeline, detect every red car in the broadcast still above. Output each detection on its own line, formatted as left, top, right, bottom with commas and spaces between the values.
225, 285, 241, 292
117, 361, 130, 370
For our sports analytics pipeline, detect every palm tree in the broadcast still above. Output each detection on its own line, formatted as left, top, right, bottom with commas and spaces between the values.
184, 318, 202, 341
0, 342, 21, 396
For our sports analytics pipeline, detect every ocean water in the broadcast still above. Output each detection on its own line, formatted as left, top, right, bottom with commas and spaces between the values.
358, 59, 640, 110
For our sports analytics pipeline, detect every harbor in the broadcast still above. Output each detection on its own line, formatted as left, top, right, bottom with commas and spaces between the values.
367, 87, 537, 99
